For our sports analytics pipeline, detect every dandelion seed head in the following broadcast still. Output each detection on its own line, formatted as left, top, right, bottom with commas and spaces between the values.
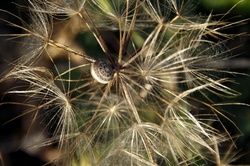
1, 0, 247, 165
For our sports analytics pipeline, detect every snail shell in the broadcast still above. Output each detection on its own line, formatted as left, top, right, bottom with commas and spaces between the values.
91, 60, 114, 84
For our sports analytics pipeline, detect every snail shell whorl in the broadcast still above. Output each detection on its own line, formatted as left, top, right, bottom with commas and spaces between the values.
91, 60, 114, 84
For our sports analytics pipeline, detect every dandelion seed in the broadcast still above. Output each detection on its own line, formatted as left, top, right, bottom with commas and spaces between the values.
0, 1, 52, 65
86, 0, 139, 30
1, 66, 80, 164
33, 0, 87, 17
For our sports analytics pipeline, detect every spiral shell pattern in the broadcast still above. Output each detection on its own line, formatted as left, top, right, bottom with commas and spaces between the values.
91, 60, 114, 84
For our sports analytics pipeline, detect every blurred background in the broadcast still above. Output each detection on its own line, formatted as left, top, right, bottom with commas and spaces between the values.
0, 0, 249, 165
